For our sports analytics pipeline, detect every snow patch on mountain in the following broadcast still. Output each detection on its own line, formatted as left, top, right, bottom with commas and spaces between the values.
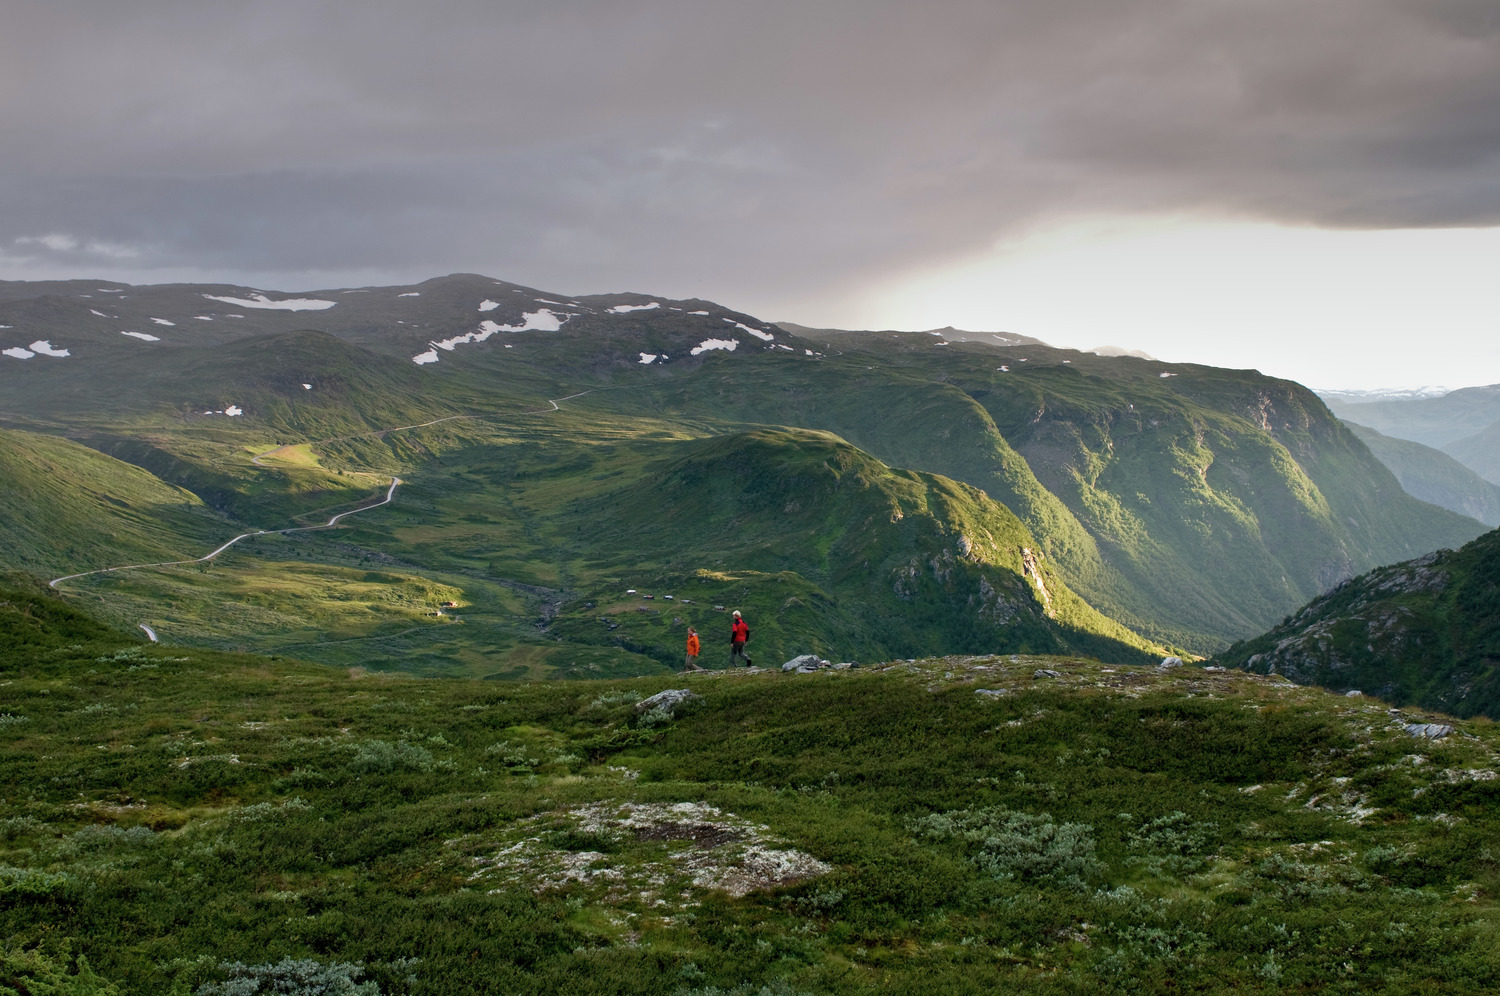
150, 318, 175, 326
610, 302, 660, 313
120, 331, 160, 342
478, 300, 500, 311
3, 347, 34, 359
29, 340, 69, 357
689, 310, 709, 315
398, 292, 420, 297
412, 310, 565, 364
89, 309, 109, 317
691, 339, 738, 355
723, 319, 774, 342
639, 353, 659, 365
193, 315, 214, 321
202, 293, 336, 311
1316, 385, 1455, 403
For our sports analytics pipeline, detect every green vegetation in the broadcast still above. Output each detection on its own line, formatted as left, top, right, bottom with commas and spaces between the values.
3, 275, 1484, 661
56, 419, 1160, 674
0, 428, 235, 579
1218, 526, 1500, 719
3, 588, 1499, 994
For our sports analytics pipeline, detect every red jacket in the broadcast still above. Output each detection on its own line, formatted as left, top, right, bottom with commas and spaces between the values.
731, 618, 749, 644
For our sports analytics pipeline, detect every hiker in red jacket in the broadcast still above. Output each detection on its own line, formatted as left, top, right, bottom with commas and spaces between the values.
729, 610, 752, 667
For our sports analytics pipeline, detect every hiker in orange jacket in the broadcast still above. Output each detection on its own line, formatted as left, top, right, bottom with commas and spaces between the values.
729, 610, 752, 667
684, 628, 702, 671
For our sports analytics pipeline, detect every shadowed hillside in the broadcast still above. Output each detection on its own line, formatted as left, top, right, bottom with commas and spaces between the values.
1217, 526, 1500, 718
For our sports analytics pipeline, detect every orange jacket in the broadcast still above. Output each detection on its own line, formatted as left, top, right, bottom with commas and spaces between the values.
686, 633, 700, 656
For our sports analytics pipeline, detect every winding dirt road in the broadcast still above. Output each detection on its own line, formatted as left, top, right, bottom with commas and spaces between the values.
49, 475, 403, 590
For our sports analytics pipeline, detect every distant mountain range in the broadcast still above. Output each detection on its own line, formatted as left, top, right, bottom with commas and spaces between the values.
1320, 384, 1500, 486
1342, 422, 1500, 527
0, 274, 1487, 676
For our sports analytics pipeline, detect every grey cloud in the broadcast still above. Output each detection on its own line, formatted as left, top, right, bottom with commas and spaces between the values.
3, 0, 1499, 309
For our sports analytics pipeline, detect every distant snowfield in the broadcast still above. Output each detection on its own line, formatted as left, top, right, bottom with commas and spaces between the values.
415, 310, 565, 363
398, 292, 420, 298
29, 340, 69, 357
202, 293, 336, 311
723, 319, 774, 342
1160, 372, 1177, 378
639, 353, 659, 364
303, 383, 312, 390
689, 310, 709, 315
120, 331, 160, 342
150, 318, 175, 326
609, 302, 660, 313
3, 347, 34, 359
89, 309, 109, 317
691, 338, 738, 355
478, 300, 500, 311
193, 315, 214, 321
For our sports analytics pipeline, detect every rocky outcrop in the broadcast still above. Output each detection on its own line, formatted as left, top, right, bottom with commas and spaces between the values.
636, 689, 702, 716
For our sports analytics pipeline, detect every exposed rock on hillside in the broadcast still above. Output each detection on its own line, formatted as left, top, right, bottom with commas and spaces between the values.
1217, 528, 1500, 719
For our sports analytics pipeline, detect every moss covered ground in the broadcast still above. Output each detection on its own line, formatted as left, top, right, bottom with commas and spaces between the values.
3, 588, 1498, 994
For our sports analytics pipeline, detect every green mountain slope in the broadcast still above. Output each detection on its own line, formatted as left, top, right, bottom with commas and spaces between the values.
544, 427, 1158, 664
1216, 526, 1500, 718
3, 591, 1499, 994
606, 333, 1485, 650
0, 428, 237, 579
1345, 421, 1500, 525
3, 275, 1485, 659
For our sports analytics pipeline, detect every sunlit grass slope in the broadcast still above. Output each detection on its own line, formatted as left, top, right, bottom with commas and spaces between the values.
546, 427, 1157, 665
2, 588, 1498, 994
621, 335, 1486, 651
0, 427, 236, 578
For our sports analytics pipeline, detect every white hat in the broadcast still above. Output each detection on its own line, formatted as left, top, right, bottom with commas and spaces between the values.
732, 610, 741, 617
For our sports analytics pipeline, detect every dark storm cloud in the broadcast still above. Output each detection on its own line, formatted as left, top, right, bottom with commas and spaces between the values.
4, 0, 1499, 306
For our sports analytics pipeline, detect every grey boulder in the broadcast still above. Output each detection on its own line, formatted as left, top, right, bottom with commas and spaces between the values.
1404, 722, 1454, 739
1033, 668, 1062, 679
636, 689, 703, 715
783, 654, 830, 673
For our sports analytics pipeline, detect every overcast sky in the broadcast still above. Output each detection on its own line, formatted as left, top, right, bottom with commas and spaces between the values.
4, 0, 1499, 389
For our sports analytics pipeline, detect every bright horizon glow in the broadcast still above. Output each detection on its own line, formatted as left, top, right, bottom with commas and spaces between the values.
827, 218, 1500, 393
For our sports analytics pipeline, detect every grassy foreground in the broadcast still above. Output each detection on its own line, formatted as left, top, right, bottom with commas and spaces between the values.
2, 590, 1499, 994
